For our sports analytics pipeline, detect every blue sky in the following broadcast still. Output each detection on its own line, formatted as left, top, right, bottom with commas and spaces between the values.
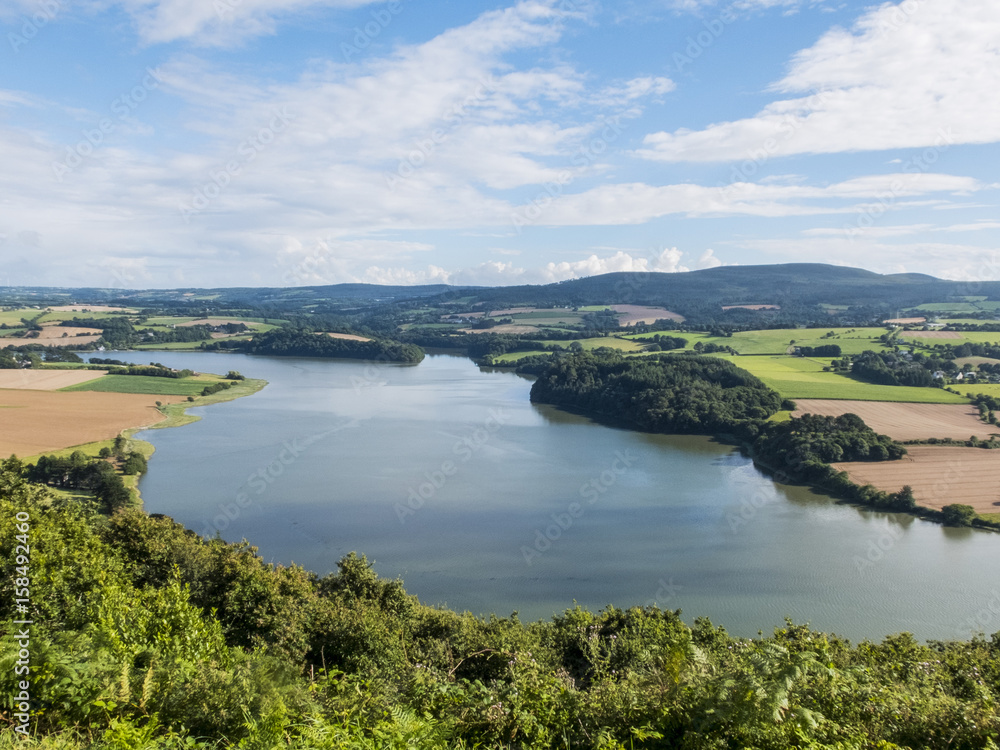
1, 0, 998, 289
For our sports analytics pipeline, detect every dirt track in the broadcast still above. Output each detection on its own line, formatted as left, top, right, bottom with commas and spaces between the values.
792, 399, 999, 441
834, 446, 1000, 513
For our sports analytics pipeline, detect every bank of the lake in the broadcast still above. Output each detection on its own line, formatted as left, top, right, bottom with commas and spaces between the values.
87, 350, 1000, 643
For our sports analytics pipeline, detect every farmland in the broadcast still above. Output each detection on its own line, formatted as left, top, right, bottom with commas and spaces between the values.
833, 445, 1000, 514
622, 327, 890, 356
0, 389, 184, 457
706, 355, 967, 402
792, 399, 998, 440
0, 369, 107, 390
60, 373, 231, 396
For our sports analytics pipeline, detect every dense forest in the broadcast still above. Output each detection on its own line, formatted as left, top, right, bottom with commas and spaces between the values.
529, 353, 784, 434
3, 460, 1000, 750
217, 328, 425, 363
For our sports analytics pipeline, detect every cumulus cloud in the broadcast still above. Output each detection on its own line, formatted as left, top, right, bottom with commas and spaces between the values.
638, 0, 1000, 161
348, 247, 725, 287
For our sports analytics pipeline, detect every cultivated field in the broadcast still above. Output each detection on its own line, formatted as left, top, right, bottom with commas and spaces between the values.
0, 369, 107, 391
722, 304, 780, 311
489, 308, 545, 316
61, 374, 225, 397
792, 399, 998, 440
701, 327, 890, 356
0, 390, 184, 457
904, 331, 963, 339
46, 305, 134, 312
708, 355, 967, 403
833, 446, 1000, 513
0, 326, 103, 348
608, 305, 685, 325
325, 332, 372, 342
884, 317, 926, 324
176, 318, 250, 327
459, 325, 538, 334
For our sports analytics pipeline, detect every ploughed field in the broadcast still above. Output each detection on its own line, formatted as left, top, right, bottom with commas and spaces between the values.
833, 445, 1000, 514
793, 399, 999, 441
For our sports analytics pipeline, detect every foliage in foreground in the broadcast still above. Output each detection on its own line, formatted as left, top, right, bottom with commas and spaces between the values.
2, 460, 1000, 749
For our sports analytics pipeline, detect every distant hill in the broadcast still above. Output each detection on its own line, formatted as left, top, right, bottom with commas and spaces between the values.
2, 264, 996, 316
452, 264, 959, 308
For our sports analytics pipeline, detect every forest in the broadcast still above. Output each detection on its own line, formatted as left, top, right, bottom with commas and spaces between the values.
528, 352, 784, 434
3, 459, 1000, 750
218, 328, 425, 363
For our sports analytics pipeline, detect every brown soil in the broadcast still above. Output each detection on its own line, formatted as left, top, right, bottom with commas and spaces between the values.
0, 370, 108, 391
608, 305, 685, 325
792, 399, 999, 441
833, 446, 1000, 513
0, 390, 185, 457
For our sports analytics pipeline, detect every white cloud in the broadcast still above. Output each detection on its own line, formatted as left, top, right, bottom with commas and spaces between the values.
354, 247, 724, 287
638, 0, 1000, 161
509, 173, 990, 226
95, 0, 383, 46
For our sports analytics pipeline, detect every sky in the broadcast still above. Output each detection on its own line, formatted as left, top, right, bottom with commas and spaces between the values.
0, 0, 998, 289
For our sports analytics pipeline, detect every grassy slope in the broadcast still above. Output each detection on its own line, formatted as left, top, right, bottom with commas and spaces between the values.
623, 327, 890, 355
60, 373, 229, 396
706, 354, 968, 403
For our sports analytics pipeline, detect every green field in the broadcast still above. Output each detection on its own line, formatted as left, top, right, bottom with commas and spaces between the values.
622, 327, 890, 356
492, 337, 647, 363
60, 374, 224, 396
0, 307, 40, 325
901, 331, 1000, 348
709, 355, 968, 403
36, 310, 130, 324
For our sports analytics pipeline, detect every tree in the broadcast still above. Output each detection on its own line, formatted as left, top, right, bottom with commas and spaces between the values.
121, 451, 148, 476
98, 447, 112, 459
888, 485, 916, 511
942, 504, 976, 527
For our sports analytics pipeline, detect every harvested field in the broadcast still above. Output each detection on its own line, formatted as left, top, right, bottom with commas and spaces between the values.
792, 399, 999, 441
0, 326, 103, 348
955, 356, 1000, 367
904, 330, 963, 339
0, 369, 107, 391
884, 317, 927, 325
324, 332, 371, 342
459, 325, 538, 334
0, 390, 184, 457
608, 305, 685, 325
833, 446, 1000, 513
722, 304, 781, 311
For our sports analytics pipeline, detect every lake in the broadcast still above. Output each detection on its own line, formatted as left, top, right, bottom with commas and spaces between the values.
93, 350, 1000, 641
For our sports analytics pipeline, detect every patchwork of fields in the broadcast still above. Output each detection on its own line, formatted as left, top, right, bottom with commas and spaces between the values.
707, 355, 967, 402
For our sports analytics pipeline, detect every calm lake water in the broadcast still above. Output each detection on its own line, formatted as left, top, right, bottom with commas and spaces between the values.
94, 351, 1000, 641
